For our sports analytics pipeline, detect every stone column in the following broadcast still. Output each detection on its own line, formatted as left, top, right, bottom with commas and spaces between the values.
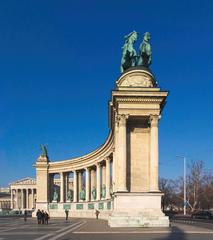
60, 172, 65, 203
102, 165, 106, 186
78, 171, 82, 200
21, 189, 24, 209
105, 158, 111, 199
90, 169, 96, 200
65, 173, 69, 202
26, 189, 29, 209
85, 168, 90, 201
150, 115, 159, 191
73, 170, 77, 202
10, 189, 13, 209
32, 189, 35, 209
96, 163, 101, 200
116, 114, 128, 192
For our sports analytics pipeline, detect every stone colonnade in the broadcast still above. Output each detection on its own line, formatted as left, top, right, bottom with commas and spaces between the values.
49, 158, 112, 203
10, 188, 36, 210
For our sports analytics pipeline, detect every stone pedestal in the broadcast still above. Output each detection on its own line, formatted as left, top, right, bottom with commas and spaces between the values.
109, 192, 169, 227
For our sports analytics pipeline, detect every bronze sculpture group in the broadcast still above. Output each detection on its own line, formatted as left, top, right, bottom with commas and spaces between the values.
121, 31, 152, 73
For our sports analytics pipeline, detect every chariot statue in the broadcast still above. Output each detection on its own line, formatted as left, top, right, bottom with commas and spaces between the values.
120, 31, 138, 73
138, 32, 152, 67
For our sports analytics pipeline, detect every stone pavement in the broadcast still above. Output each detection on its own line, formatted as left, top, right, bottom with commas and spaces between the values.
0, 217, 213, 240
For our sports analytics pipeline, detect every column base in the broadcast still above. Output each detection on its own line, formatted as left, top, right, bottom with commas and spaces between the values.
108, 192, 169, 227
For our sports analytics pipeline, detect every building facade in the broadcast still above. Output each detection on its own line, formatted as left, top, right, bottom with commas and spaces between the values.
34, 68, 169, 227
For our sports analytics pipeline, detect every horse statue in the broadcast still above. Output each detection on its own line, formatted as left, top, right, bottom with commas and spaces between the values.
137, 32, 152, 67
120, 31, 138, 73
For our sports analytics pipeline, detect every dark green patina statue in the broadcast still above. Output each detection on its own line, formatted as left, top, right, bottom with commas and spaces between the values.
40, 144, 48, 158
101, 184, 106, 198
53, 188, 58, 202
67, 189, 73, 202
120, 31, 138, 73
92, 186, 96, 200
138, 32, 152, 67
79, 188, 86, 200
120, 31, 152, 72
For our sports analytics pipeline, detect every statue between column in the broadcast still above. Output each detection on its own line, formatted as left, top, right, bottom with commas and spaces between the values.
120, 31, 152, 73
79, 188, 86, 200
66, 189, 73, 202
52, 188, 59, 202
101, 184, 106, 198
92, 186, 96, 200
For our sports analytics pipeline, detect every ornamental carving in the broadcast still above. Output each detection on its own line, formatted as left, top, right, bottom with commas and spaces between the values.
119, 73, 154, 87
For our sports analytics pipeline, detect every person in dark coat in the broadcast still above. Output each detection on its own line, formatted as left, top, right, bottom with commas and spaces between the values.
44, 211, 49, 224
65, 209, 69, 221
24, 210, 27, 222
36, 209, 42, 224
41, 210, 45, 224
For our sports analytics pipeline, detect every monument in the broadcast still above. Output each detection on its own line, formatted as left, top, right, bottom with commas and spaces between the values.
34, 31, 169, 227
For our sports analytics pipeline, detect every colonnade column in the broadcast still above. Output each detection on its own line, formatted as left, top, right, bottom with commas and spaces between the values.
10, 189, 14, 209
96, 163, 101, 200
32, 189, 35, 209
73, 170, 77, 202
21, 189, 24, 209
60, 172, 65, 203
116, 114, 128, 192
150, 115, 159, 191
85, 168, 90, 201
26, 189, 29, 209
105, 158, 111, 199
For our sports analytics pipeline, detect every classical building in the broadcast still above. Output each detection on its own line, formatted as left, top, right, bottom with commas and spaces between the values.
0, 188, 10, 211
34, 66, 170, 227
10, 177, 37, 210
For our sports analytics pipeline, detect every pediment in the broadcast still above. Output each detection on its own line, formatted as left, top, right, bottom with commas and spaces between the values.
10, 177, 36, 186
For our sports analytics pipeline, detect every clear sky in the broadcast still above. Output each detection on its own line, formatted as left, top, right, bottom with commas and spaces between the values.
1, 1, 213, 187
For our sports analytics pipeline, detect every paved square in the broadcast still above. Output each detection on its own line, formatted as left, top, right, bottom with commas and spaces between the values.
0, 217, 213, 240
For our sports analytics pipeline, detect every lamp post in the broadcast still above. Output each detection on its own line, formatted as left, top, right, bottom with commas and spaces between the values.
176, 155, 186, 215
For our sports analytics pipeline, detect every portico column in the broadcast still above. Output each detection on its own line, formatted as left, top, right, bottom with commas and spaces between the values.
150, 115, 159, 191
32, 189, 34, 209
26, 189, 29, 209
105, 158, 111, 199
21, 189, 24, 209
96, 163, 101, 200
116, 114, 128, 192
60, 172, 65, 203
73, 170, 77, 202
10, 189, 14, 209
85, 168, 90, 201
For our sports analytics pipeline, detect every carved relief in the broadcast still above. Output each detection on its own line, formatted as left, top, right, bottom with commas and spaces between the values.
119, 73, 154, 87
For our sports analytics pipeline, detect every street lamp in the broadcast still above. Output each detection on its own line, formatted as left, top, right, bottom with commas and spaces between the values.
176, 155, 186, 215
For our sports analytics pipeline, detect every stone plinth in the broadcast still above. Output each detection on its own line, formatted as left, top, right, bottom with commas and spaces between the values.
109, 192, 169, 227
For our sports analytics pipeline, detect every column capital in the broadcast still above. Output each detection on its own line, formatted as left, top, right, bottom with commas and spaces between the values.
116, 114, 129, 126
150, 115, 160, 127
105, 157, 111, 163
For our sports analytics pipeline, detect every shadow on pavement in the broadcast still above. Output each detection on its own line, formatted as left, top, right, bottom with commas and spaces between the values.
158, 226, 186, 240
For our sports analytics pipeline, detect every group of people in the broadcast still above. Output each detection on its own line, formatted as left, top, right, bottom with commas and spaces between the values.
36, 209, 50, 224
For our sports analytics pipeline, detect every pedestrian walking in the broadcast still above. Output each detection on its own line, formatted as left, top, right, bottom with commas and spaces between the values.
36, 209, 42, 224
41, 210, 45, 224
65, 209, 69, 221
44, 211, 50, 225
95, 209, 100, 219
24, 209, 27, 222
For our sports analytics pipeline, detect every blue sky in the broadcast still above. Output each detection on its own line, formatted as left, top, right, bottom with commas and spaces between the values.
1, 1, 213, 187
